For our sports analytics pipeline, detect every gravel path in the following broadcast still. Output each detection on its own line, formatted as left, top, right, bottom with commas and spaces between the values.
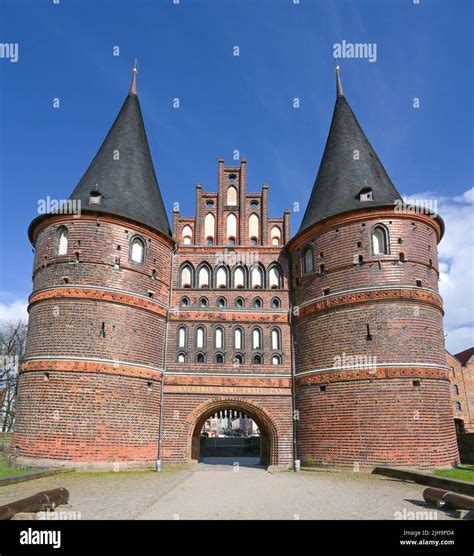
136, 463, 456, 520
0, 468, 192, 520
0, 463, 457, 520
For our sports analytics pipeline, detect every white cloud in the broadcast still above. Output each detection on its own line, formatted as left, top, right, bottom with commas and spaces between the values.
405, 188, 474, 355
0, 300, 28, 324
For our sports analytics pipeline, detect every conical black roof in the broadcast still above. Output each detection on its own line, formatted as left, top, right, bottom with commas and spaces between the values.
68, 70, 171, 236
299, 71, 402, 232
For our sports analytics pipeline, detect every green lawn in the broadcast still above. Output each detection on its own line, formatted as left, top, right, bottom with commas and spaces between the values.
433, 465, 474, 482
0, 460, 32, 478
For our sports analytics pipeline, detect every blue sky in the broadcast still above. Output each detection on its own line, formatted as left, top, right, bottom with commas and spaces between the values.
0, 0, 472, 351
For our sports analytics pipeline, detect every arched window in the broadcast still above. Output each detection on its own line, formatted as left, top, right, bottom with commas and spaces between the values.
215, 327, 224, 350
227, 186, 238, 206
177, 326, 187, 348
272, 355, 281, 365
251, 266, 263, 289
271, 226, 281, 245
253, 354, 262, 365
271, 328, 281, 350
182, 225, 193, 245
455, 402, 462, 412
372, 225, 389, 255
303, 246, 313, 274
198, 266, 210, 288
199, 297, 208, 308
204, 213, 215, 243
215, 354, 224, 364
235, 297, 244, 309
196, 353, 205, 364
253, 297, 263, 309
234, 266, 245, 288
249, 213, 260, 243
216, 267, 227, 288
453, 385, 459, 395
234, 327, 243, 350
180, 265, 193, 288
252, 328, 262, 350
177, 352, 186, 363
234, 354, 244, 365
196, 326, 206, 349
269, 265, 281, 289
271, 297, 281, 309
57, 226, 68, 256
180, 296, 190, 308
131, 236, 145, 264
217, 297, 226, 309
226, 213, 237, 243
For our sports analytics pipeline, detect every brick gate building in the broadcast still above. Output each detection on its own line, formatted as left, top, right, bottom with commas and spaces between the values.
13, 68, 459, 470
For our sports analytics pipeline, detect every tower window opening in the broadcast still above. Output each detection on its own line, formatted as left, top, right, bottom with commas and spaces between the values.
57, 226, 69, 256
131, 236, 145, 264
366, 323, 372, 341
99, 322, 106, 338
303, 246, 314, 274
323, 288, 330, 296
319, 384, 327, 392
372, 225, 389, 255
416, 280, 422, 287
412, 380, 421, 388
399, 252, 405, 263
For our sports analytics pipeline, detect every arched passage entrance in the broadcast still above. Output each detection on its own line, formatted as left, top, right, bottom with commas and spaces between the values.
188, 399, 278, 466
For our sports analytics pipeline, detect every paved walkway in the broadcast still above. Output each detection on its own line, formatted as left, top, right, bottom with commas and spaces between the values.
0, 462, 457, 520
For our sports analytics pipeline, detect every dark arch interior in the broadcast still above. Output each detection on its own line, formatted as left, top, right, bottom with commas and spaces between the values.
191, 405, 271, 466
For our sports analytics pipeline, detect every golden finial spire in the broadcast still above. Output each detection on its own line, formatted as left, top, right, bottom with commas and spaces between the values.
336, 64, 343, 97
129, 60, 138, 95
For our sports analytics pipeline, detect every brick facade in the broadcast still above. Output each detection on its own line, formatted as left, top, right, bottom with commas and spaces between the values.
447, 350, 474, 432
288, 208, 459, 469
12, 80, 464, 470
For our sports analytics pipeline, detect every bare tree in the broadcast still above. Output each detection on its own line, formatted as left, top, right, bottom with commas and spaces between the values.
0, 319, 27, 431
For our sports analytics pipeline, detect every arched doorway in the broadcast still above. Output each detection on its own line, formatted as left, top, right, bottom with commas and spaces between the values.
189, 400, 277, 466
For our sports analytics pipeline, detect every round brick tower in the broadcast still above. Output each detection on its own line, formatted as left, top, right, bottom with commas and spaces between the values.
13, 69, 174, 469
288, 69, 459, 469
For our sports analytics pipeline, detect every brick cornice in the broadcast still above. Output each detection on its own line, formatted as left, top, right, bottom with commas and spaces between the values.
169, 310, 289, 323
30, 212, 175, 248
296, 365, 450, 384
296, 286, 443, 318
28, 286, 168, 317
21, 358, 164, 381
287, 207, 443, 251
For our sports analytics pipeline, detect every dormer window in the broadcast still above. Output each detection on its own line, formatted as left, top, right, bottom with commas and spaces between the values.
358, 187, 373, 202
89, 191, 102, 205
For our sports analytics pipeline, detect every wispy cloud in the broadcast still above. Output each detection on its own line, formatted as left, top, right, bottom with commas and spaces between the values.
0, 299, 28, 323
405, 187, 474, 354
